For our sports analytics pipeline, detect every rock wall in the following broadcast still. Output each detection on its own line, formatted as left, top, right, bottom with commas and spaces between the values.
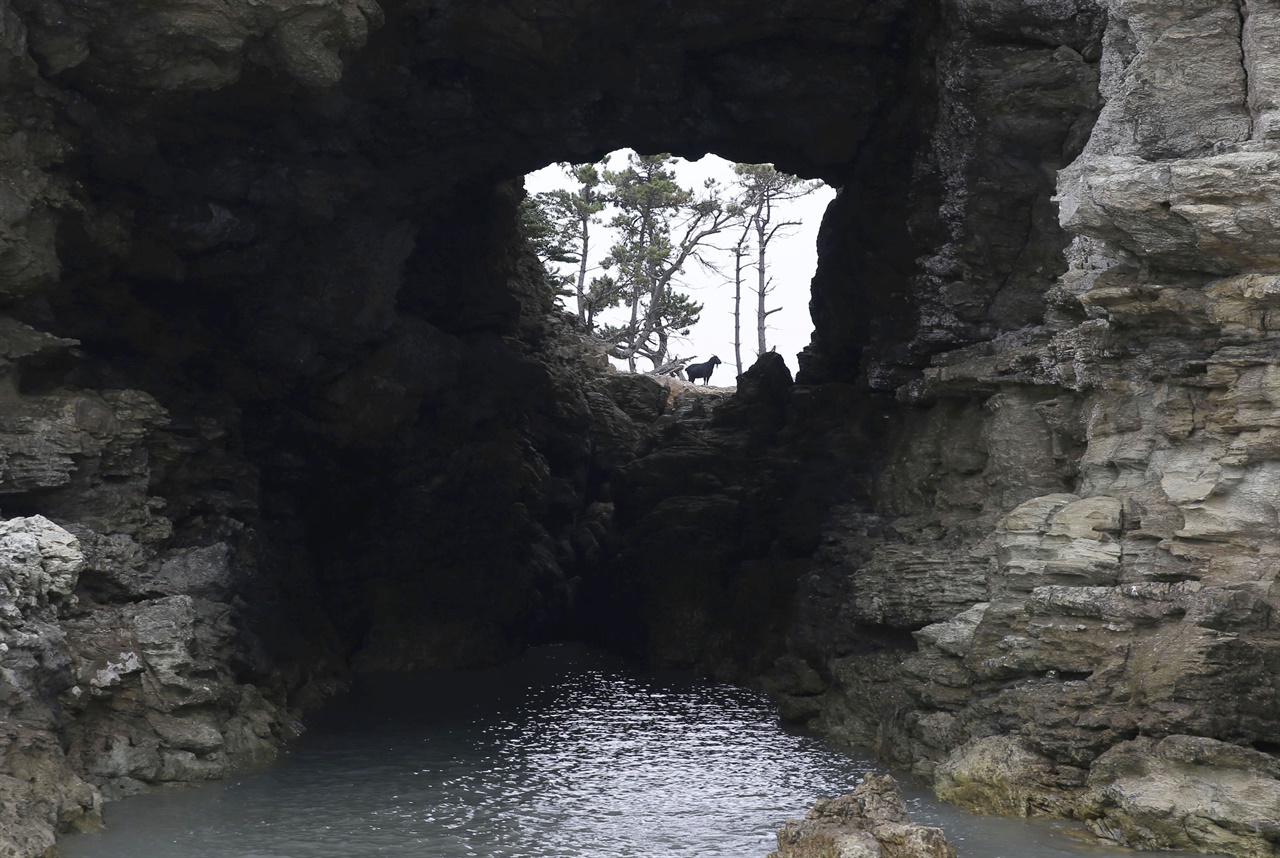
2, 0, 1280, 856
758, 2, 1280, 857
595, 2, 1280, 856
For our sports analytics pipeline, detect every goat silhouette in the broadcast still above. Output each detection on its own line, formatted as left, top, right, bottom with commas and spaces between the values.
685, 355, 722, 385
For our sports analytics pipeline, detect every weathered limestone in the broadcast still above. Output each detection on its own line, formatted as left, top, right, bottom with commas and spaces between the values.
1082, 0, 1250, 160
0, 516, 100, 856
0, 515, 83, 617
1244, 0, 1280, 140
1082, 736, 1280, 858
1059, 153, 1280, 274
769, 773, 956, 858
770, 3, 1280, 854
62, 594, 294, 792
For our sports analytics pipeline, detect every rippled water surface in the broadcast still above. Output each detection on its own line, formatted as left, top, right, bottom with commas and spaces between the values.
62, 645, 1215, 858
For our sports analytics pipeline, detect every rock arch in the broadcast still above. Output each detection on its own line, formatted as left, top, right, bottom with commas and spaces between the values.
6, 1, 1280, 856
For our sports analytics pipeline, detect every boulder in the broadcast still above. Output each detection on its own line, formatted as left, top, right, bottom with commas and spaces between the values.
934, 735, 1082, 818
1081, 735, 1280, 858
769, 773, 957, 858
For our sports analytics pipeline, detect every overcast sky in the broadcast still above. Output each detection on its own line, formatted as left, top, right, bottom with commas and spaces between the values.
524, 151, 836, 384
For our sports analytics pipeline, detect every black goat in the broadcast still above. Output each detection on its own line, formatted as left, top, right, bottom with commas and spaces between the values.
686, 355, 722, 385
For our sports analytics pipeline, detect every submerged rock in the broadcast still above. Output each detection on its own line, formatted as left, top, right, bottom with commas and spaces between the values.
769, 773, 957, 858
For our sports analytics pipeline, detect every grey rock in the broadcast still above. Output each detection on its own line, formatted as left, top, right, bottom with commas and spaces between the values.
1059, 153, 1280, 274
1082, 736, 1280, 857
1243, 0, 1280, 139
935, 735, 1083, 817
146, 712, 224, 754
0, 516, 84, 622
152, 543, 235, 598
993, 493, 1122, 596
18, 0, 383, 90
1081, 0, 1250, 160
913, 602, 989, 658
4, 0, 1280, 855
769, 773, 957, 858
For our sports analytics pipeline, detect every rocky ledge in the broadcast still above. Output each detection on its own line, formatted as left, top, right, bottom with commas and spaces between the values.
769, 773, 956, 858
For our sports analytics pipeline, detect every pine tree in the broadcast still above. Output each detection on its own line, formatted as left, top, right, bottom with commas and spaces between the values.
525, 162, 607, 324
599, 153, 737, 371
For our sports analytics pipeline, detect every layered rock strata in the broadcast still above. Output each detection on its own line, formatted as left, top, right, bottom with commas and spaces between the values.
597, 2, 1280, 856
759, 2, 1280, 857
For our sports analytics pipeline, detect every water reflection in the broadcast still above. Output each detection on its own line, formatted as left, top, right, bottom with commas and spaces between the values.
61, 645, 1218, 858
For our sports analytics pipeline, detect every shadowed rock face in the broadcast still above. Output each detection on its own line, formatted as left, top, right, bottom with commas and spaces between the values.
4, 0, 1280, 856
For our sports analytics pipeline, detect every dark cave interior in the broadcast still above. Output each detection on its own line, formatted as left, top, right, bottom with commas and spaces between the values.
0, 0, 1104, 783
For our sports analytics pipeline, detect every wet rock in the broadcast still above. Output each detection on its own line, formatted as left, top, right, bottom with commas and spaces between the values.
934, 735, 1084, 817
769, 772, 957, 858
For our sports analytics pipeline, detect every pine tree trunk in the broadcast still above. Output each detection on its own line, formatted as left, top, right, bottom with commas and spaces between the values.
756, 203, 769, 357
575, 212, 590, 326
733, 241, 745, 376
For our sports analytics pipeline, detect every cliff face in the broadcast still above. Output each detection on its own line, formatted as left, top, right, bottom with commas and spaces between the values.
786, 3, 1280, 855
1, 0, 1278, 855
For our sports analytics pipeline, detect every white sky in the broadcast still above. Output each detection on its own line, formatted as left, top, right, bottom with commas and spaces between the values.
525, 151, 836, 384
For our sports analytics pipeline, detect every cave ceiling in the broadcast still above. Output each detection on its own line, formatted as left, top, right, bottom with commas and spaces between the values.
1, 0, 1110, 396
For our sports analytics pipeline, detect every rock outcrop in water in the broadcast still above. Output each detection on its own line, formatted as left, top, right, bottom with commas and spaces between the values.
3, 0, 1280, 855
769, 773, 956, 858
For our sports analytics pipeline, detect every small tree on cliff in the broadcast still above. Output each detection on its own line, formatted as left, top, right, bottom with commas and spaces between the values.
599, 153, 739, 371
523, 162, 607, 325
730, 163, 822, 372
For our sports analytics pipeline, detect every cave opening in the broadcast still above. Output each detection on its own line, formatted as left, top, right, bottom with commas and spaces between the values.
0, 0, 951, 705
521, 149, 836, 382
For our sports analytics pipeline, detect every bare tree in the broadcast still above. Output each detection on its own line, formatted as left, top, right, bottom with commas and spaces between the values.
732, 164, 823, 361
729, 219, 751, 376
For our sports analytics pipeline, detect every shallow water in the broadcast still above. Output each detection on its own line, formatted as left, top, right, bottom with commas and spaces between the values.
62, 644, 1216, 858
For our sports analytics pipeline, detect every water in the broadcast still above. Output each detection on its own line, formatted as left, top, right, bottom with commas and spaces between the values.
62, 644, 1212, 858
